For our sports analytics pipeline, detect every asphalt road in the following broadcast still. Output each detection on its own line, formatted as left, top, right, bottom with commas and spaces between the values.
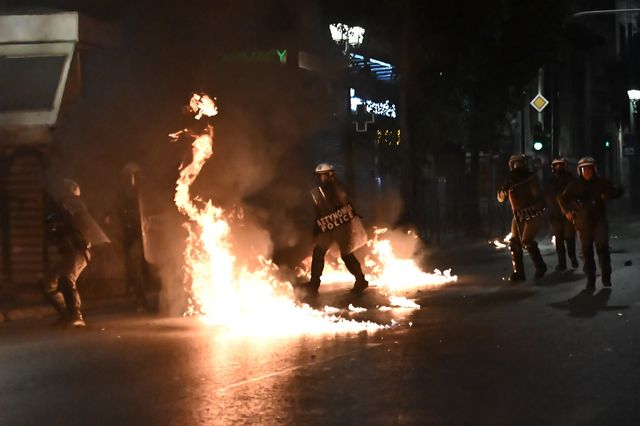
1, 220, 639, 425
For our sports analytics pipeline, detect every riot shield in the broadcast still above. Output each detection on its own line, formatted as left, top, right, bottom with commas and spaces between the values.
63, 197, 111, 245
508, 174, 545, 222
310, 186, 367, 254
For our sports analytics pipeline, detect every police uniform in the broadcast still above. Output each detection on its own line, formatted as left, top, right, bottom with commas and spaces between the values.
544, 158, 579, 271
497, 154, 547, 282
558, 157, 623, 289
44, 179, 110, 326
301, 163, 368, 296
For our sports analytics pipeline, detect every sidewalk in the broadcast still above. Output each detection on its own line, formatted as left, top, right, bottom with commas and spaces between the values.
0, 294, 140, 324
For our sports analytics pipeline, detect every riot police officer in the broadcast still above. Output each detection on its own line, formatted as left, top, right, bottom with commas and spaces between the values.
497, 154, 547, 282
558, 157, 624, 290
297, 163, 368, 296
44, 179, 110, 326
545, 157, 579, 271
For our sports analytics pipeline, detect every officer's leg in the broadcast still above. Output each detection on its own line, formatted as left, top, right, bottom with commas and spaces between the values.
565, 219, 579, 268
594, 220, 612, 286
43, 270, 67, 321
522, 216, 547, 279
509, 219, 525, 282
61, 251, 88, 325
60, 276, 81, 317
341, 252, 368, 293
308, 245, 328, 292
551, 220, 566, 271
579, 228, 596, 290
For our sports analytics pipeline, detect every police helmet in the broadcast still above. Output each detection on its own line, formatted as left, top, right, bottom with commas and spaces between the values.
508, 154, 527, 171
315, 163, 334, 174
577, 156, 597, 176
551, 157, 567, 171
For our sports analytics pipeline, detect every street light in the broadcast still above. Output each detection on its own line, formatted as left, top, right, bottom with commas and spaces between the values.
628, 89, 640, 115
329, 23, 365, 55
328, 23, 367, 207
627, 88, 640, 145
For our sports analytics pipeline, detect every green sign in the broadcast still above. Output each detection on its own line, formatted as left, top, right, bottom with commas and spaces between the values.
222, 49, 287, 64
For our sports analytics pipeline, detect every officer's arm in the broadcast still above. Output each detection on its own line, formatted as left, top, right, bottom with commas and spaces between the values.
557, 183, 577, 220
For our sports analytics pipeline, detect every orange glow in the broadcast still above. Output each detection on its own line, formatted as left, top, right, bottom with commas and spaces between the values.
172, 93, 457, 336
296, 227, 457, 298
172, 94, 385, 336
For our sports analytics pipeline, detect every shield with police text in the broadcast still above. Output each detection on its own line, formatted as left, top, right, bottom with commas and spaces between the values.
508, 174, 545, 222
311, 186, 367, 254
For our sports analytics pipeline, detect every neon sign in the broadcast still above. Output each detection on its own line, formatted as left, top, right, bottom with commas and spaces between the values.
350, 88, 397, 118
221, 49, 287, 64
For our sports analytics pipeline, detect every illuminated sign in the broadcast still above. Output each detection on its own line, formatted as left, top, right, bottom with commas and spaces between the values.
350, 88, 397, 118
349, 54, 395, 81
376, 129, 401, 146
352, 104, 374, 132
221, 49, 287, 64
329, 23, 365, 52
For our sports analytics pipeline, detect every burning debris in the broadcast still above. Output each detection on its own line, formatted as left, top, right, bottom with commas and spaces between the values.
490, 232, 512, 249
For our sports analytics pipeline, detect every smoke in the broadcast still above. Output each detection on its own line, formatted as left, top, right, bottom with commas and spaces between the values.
41, 1, 378, 315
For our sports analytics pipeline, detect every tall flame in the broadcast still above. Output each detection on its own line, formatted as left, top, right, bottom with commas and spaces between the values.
171, 94, 384, 336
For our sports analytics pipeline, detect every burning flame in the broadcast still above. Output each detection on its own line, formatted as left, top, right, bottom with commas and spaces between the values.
172, 94, 384, 336
491, 232, 512, 249
364, 228, 456, 293
296, 227, 458, 304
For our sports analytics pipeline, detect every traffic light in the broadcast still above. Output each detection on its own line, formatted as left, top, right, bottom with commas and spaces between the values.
532, 132, 547, 152
531, 123, 549, 153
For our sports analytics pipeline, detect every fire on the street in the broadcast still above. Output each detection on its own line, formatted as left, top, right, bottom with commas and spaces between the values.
171, 93, 456, 336
296, 227, 457, 298
491, 232, 512, 249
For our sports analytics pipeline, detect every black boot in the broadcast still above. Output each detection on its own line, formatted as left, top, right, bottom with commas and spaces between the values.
555, 237, 567, 271
296, 246, 326, 297
342, 253, 369, 294
596, 243, 612, 288
585, 274, 596, 291
296, 278, 320, 297
509, 245, 525, 282
527, 243, 547, 280
350, 278, 369, 294
567, 238, 579, 268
